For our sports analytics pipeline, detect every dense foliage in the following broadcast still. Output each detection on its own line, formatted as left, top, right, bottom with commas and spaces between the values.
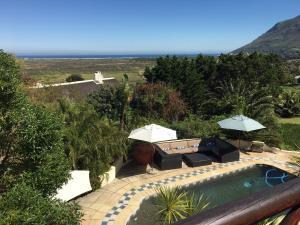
66, 74, 84, 82
87, 74, 130, 130
0, 50, 81, 224
0, 183, 82, 225
145, 53, 289, 111
87, 85, 118, 120
131, 82, 187, 122
169, 116, 223, 139
275, 90, 300, 117
58, 99, 129, 189
143, 53, 290, 145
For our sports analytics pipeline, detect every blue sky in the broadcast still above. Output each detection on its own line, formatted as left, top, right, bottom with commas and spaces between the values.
2, 0, 300, 54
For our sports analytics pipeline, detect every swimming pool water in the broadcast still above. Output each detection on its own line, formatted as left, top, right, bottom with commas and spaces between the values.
127, 164, 295, 225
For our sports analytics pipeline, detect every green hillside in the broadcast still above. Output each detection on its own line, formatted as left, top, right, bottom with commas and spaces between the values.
233, 15, 300, 59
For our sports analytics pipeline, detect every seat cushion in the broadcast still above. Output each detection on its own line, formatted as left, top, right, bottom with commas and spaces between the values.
183, 153, 212, 167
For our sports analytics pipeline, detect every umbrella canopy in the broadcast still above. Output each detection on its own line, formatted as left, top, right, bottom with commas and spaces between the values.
217, 115, 265, 132
128, 124, 177, 143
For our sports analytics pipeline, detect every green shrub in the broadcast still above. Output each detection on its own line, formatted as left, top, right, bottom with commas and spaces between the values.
154, 186, 209, 225
0, 183, 82, 225
280, 123, 300, 150
170, 115, 223, 139
87, 85, 118, 121
275, 90, 300, 118
58, 99, 129, 189
0, 51, 70, 197
66, 74, 84, 82
131, 82, 187, 122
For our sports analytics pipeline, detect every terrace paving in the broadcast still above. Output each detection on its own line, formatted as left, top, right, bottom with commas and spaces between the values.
76, 150, 300, 225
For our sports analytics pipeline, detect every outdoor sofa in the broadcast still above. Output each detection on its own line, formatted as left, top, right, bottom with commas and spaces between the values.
198, 137, 239, 163
154, 139, 200, 170
153, 137, 239, 170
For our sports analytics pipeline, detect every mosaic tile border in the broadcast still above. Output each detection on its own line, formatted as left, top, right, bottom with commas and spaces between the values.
100, 157, 298, 225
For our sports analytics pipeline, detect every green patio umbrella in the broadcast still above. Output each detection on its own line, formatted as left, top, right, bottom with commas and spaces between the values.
217, 115, 265, 149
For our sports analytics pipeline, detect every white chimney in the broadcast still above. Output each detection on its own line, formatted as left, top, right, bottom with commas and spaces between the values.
94, 71, 104, 84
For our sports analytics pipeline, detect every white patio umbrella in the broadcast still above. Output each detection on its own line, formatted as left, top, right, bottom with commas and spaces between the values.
128, 124, 177, 143
128, 124, 177, 172
217, 115, 265, 149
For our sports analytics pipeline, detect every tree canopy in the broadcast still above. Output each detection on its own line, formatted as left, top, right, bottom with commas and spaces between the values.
0, 50, 81, 224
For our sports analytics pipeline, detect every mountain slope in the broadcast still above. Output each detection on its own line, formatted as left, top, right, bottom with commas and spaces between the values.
233, 15, 300, 59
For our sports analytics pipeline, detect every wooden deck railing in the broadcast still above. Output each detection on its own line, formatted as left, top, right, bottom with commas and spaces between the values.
173, 177, 300, 225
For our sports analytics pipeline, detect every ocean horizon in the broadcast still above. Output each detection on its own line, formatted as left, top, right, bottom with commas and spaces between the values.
16, 53, 220, 59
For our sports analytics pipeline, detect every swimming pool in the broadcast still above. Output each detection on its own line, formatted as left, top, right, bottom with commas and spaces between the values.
127, 164, 296, 225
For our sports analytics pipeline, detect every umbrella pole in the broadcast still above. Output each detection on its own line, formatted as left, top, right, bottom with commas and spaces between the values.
238, 131, 241, 150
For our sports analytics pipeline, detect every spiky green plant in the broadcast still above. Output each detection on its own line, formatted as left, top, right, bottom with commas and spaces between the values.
256, 215, 285, 225
154, 186, 209, 224
185, 192, 209, 216
155, 186, 188, 224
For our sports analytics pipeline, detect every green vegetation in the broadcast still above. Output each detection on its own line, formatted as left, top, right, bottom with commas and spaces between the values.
154, 186, 209, 224
58, 99, 129, 189
233, 15, 300, 59
0, 50, 81, 224
2, 48, 300, 224
275, 90, 300, 117
279, 117, 300, 150
144, 53, 289, 146
20, 58, 155, 84
66, 74, 84, 82
131, 82, 187, 122
0, 183, 82, 225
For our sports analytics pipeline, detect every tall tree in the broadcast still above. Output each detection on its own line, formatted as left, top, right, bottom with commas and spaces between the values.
116, 74, 130, 130
0, 50, 81, 224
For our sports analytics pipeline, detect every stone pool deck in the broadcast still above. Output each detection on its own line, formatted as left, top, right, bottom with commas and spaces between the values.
76, 150, 300, 225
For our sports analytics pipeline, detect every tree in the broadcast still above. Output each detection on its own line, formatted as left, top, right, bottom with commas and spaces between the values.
66, 74, 84, 82
58, 99, 129, 189
131, 82, 187, 122
87, 85, 118, 121
116, 74, 130, 130
0, 51, 70, 196
0, 50, 81, 224
0, 183, 82, 225
143, 53, 291, 115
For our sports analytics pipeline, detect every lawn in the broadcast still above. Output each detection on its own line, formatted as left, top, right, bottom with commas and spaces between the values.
19, 58, 155, 84
279, 117, 300, 151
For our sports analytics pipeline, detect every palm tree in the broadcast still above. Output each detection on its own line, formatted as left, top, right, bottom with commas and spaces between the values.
58, 98, 129, 188
207, 78, 274, 119
58, 99, 101, 169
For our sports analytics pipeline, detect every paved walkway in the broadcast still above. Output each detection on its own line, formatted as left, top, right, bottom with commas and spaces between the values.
77, 150, 300, 225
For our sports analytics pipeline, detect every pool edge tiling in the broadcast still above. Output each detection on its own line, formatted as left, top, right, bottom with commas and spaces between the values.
77, 152, 300, 225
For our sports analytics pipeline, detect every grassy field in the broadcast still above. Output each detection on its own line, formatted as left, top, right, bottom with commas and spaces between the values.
19, 58, 155, 84
279, 117, 300, 151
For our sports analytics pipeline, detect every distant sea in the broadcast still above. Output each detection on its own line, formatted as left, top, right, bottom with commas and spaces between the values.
16, 53, 219, 59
